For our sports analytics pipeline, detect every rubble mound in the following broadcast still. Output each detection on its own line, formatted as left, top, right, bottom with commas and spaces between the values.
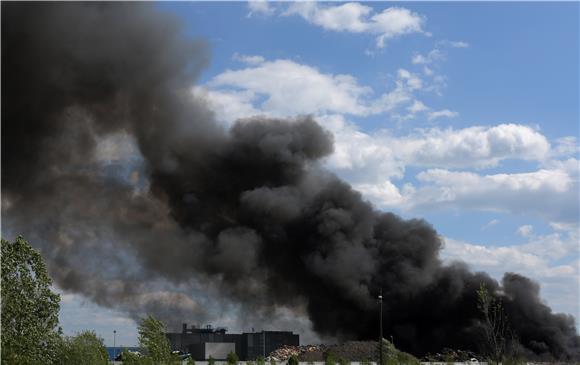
268, 345, 328, 362
423, 348, 479, 362
268, 339, 419, 364
326, 341, 379, 361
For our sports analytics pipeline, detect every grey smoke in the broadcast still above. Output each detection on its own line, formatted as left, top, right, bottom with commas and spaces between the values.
1, 2, 578, 360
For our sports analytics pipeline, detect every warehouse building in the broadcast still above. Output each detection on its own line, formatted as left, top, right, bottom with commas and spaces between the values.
166, 324, 299, 360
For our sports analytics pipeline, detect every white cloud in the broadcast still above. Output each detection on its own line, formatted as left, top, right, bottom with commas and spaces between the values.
437, 40, 470, 48
407, 100, 428, 114
284, 3, 426, 48
319, 114, 405, 183
208, 59, 373, 117
427, 109, 458, 120
517, 224, 533, 237
482, 219, 499, 230
412, 49, 445, 65
201, 58, 443, 122
403, 168, 578, 224
393, 124, 551, 168
552, 136, 579, 157
232, 53, 265, 65
247, 0, 275, 17
397, 68, 423, 90
192, 87, 260, 126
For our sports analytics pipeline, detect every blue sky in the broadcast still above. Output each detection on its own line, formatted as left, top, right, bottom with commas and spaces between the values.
59, 1, 579, 347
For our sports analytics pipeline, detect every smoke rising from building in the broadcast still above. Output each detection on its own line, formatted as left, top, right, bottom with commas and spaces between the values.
1, 3, 578, 360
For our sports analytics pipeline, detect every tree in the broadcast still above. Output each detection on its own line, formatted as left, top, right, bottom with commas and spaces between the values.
337, 357, 349, 365
60, 330, 109, 365
1, 236, 62, 365
208, 355, 216, 365
287, 355, 299, 365
477, 283, 512, 364
325, 351, 337, 365
120, 349, 143, 365
227, 351, 239, 365
138, 314, 174, 364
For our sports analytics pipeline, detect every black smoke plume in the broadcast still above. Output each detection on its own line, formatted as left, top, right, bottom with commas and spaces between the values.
2, 3, 578, 360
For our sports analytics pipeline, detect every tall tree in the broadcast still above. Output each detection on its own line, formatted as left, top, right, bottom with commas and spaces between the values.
477, 283, 512, 363
1, 236, 62, 365
138, 314, 175, 364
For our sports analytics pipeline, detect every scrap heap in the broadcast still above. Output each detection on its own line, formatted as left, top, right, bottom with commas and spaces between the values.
267, 340, 419, 364
267, 345, 328, 361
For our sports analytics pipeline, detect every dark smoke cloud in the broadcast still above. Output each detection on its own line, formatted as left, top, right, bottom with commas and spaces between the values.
1, 2, 578, 360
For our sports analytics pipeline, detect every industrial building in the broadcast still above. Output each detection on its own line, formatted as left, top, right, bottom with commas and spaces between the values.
166, 324, 299, 360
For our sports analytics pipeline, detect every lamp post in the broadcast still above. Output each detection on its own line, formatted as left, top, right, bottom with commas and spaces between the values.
263, 330, 266, 359
113, 330, 117, 361
378, 289, 383, 365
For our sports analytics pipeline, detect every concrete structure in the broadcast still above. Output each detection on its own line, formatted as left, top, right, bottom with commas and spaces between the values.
166, 324, 299, 361
190, 342, 236, 360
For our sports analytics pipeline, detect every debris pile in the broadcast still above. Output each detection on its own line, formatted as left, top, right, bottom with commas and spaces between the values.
268, 340, 419, 364
267, 345, 327, 361
326, 341, 379, 361
423, 348, 478, 362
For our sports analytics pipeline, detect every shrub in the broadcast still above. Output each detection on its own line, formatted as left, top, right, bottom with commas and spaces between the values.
120, 349, 142, 365
325, 352, 337, 365
61, 330, 109, 365
288, 355, 299, 365
227, 352, 239, 365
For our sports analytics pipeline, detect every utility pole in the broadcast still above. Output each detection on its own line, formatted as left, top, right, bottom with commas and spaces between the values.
113, 330, 117, 361
378, 289, 383, 365
263, 330, 266, 359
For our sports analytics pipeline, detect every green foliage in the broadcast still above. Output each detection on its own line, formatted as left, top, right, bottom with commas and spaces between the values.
270, 358, 277, 365
337, 357, 349, 365
59, 330, 109, 365
227, 351, 239, 365
138, 314, 173, 364
257, 355, 266, 365
360, 359, 371, 365
186, 356, 196, 365
1, 236, 62, 365
208, 356, 217, 365
380, 338, 419, 365
477, 283, 514, 364
287, 355, 299, 365
121, 349, 142, 365
325, 351, 337, 365
247, 361, 256, 365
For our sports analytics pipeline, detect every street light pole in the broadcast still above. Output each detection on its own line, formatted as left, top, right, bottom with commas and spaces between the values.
378, 289, 383, 365
113, 330, 117, 361
263, 330, 266, 359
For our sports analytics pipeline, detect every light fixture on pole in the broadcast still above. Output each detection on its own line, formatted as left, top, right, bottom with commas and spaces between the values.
378, 289, 383, 365
113, 330, 117, 361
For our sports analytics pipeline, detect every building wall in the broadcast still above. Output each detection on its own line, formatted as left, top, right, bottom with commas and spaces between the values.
167, 327, 299, 360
